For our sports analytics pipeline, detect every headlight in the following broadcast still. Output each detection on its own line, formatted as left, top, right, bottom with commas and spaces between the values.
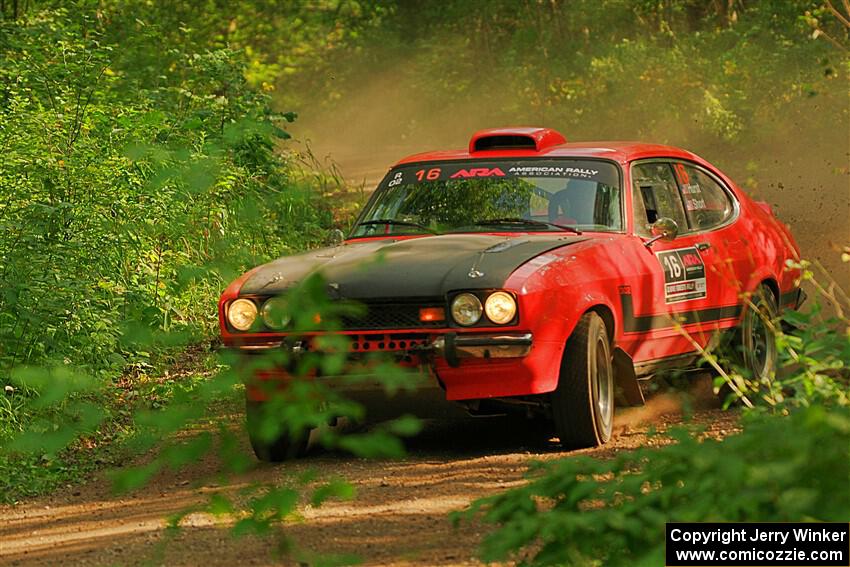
227, 298, 258, 331
261, 297, 290, 330
451, 293, 482, 326
485, 291, 517, 325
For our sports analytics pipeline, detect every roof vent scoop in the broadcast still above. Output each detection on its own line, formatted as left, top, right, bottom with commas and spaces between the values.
469, 127, 567, 153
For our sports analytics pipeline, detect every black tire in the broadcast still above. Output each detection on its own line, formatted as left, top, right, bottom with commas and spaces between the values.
740, 285, 779, 382
551, 311, 615, 448
245, 400, 310, 462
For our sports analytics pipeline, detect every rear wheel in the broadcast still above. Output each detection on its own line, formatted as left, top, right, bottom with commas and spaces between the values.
741, 285, 778, 382
716, 285, 779, 404
551, 311, 614, 448
245, 400, 310, 462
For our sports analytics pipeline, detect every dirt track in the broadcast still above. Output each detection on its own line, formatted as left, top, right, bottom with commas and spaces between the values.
0, 384, 736, 567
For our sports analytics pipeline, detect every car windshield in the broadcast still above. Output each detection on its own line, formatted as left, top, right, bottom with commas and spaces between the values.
350, 159, 622, 238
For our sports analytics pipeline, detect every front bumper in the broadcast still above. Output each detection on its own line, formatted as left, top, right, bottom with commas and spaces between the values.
231, 330, 548, 402
432, 332, 533, 367
230, 331, 533, 362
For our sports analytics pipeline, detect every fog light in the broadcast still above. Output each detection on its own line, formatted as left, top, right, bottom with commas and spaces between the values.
419, 307, 445, 322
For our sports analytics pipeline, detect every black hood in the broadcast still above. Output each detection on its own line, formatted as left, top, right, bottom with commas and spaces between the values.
239, 234, 587, 299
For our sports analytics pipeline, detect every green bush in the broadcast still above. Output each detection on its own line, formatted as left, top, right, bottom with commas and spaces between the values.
459, 264, 850, 566
0, 7, 334, 386
458, 405, 850, 567
0, 6, 343, 504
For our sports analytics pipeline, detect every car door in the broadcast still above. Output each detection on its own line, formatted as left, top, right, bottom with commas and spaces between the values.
669, 160, 743, 307
621, 160, 738, 364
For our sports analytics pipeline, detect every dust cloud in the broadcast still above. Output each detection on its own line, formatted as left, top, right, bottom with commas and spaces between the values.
287, 50, 849, 292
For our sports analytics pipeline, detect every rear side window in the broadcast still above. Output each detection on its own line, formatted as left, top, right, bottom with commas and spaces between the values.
671, 163, 735, 230
631, 163, 688, 237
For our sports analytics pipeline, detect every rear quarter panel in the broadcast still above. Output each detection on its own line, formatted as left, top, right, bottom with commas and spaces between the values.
707, 170, 802, 303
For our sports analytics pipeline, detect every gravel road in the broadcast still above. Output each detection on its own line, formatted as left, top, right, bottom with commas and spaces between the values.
0, 382, 737, 567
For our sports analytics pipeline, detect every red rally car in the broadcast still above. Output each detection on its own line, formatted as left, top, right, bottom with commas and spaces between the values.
220, 127, 803, 460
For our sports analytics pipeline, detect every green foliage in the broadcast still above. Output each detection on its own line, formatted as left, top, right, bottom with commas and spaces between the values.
770, 259, 850, 407
0, 1, 348, 506
0, 451, 93, 501
777, 307, 850, 406
458, 405, 850, 566
0, 5, 334, 380
708, 259, 850, 410
3, 269, 422, 562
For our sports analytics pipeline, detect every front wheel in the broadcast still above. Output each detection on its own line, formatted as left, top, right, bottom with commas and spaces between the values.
551, 311, 615, 448
245, 400, 310, 462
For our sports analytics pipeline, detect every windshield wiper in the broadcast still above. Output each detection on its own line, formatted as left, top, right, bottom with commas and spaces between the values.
357, 219, 440, 235
472, 217, 582, 235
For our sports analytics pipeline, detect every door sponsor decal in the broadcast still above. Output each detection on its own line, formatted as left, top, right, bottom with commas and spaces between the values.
656, 247, 707, 304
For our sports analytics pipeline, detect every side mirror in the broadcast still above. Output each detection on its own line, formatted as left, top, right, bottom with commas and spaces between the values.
644, 217, 679, 247
327, 228, 345, 247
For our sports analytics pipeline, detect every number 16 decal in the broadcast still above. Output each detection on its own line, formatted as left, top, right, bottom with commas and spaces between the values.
656, 247, 707, 304
663, 255, 684, 279
415, 168, 441, 181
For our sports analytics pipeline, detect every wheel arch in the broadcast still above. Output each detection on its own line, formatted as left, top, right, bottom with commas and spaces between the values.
759, 277, 780, 303
583, 302, 644, 406
587, 304, 616, 344
739, 264, 780, 304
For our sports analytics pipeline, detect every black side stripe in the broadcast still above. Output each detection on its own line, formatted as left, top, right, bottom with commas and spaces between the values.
620, 294, 742, 334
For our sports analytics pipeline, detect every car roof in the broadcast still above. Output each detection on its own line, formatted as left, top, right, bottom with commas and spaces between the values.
392, 128, 706, 167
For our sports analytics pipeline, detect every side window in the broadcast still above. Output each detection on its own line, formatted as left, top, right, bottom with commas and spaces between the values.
672, 163, 735, 230
631, 162, 688, 237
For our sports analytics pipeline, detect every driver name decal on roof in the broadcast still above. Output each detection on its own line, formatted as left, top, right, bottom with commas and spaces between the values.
656, 247, 707, 303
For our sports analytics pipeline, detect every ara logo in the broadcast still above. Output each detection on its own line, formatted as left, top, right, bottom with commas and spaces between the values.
681, 252, 702, 267
450, 167, 506, 178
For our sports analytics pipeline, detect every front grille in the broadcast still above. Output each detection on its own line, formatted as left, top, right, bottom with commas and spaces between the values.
342, 300, 445, 330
